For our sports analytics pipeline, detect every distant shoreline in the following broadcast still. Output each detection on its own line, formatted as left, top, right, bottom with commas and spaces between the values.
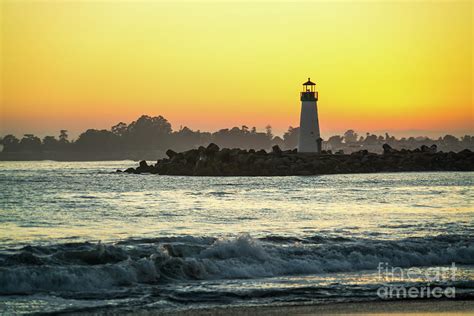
0, 151, 165, 162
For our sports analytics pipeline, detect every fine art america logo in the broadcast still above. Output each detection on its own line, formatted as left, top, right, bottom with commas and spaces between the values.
377, 262, 457, 299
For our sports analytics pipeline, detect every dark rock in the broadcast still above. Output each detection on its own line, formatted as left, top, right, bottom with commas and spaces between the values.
383, 143, 397, 154
216, 148, 231, 162
205, 143, 220, 155
420, 145, 430, 153
135, 160, 154, 173
170, 153, 184, 163
166, 149, 177, 159
183, 149, 199, 162
351, 149, 368, 156
139, 160, 148, 168
124, 167, 136, 174
125, 144, 474, 176
237, 153, 250, 165
255, 158, 265, 166
272, 145, 282, 154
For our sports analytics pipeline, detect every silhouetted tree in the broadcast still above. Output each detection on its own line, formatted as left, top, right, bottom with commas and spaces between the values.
1, 115, 473, 157
42, 136, 59, 151
283, 126, 299, 149
364, 134, 378, 145
171, 126, 203, 151
75, 129, 119, 151
443, 135, 459, 145
59, 130, 69, 143
343, 130, 358, 143
19, 134, 42, 151
327, 135, 343, 147
272, 136, 284, 148
209, 125, 271, 149
265, 125, 273, 139
126, 115, 172, 150
111, 122, 128, 137
461, 135, 472, 145
1, 134, 20, 152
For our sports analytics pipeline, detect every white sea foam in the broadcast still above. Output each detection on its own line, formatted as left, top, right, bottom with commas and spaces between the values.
0, 234, 472, 294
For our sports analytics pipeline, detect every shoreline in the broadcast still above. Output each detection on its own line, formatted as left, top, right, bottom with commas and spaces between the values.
115, 300, 474, 316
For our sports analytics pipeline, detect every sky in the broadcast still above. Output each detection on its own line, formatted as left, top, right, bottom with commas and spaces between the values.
0, 0, 472, 139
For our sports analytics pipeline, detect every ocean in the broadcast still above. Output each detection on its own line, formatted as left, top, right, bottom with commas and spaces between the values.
0, 161, 473, 314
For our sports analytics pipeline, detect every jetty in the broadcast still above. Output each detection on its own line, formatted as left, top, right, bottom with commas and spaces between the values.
119, 143, 474, 176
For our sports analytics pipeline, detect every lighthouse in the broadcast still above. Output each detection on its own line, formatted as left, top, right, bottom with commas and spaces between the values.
298, 78, 321, 153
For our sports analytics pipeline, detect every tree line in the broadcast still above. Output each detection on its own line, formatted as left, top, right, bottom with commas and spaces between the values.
1, 115, 472, 156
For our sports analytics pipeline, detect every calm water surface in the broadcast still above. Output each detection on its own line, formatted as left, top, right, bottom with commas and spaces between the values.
0, 161, 472, 314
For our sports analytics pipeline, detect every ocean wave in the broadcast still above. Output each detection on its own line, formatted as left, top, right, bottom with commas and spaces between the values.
0, 234, 473, 294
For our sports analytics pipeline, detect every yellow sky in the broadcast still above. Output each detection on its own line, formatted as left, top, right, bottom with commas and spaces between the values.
0, 0, 472, 137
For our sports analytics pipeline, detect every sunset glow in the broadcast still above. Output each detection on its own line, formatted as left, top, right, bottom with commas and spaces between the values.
1, 0, 472, 137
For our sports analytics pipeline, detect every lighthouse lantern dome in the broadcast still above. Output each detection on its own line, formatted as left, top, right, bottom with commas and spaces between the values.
303, 78, 316, 92
301, 77, 318, 101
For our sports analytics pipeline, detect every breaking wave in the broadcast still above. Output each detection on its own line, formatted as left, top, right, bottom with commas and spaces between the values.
0, 233, 472, 294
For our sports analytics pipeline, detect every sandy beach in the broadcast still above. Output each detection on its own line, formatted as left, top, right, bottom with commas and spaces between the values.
139, 300, 474, 316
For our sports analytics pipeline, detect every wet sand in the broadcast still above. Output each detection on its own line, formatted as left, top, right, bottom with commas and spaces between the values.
135, 300, 474, 316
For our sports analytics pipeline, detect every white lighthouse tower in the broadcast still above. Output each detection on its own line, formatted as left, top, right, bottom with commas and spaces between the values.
298, 78, 321, 153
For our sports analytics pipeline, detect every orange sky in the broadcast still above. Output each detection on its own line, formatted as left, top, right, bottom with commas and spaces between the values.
1, 0, 473, 138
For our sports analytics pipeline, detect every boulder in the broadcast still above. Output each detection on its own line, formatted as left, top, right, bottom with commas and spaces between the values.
351, 149, 368, 156
205, 143, 220, 155
124, 167, 136, 174
136, 160, 154, 173
420, 145, 430, 153
237, 153, 250, 165
170, 153, 184, 163
139, 160, 148, 168
124, 143, 474, 176
272, 145, 282, 155
166, 149, 177, 158
183, 149, 199, 162
216, 148, 231, 162
383, 143, 396, 154
458, 149, 472, 157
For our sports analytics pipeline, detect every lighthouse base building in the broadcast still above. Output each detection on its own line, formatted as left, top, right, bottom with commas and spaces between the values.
298, 78, 321, 153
